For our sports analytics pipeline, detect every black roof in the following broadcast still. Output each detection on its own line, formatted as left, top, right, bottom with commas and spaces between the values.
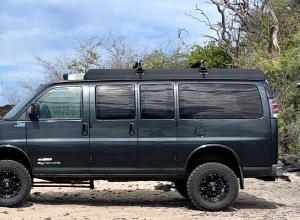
84, 68, 266, 81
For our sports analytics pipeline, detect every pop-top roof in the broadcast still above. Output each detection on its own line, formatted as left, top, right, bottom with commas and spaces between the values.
83, 68, 266, 81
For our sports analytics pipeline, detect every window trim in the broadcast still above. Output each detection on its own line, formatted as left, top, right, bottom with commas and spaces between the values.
31, 85, 83, 121
95, 83, 136, 121
178, 82, 264, 120
139, 82, 176, 120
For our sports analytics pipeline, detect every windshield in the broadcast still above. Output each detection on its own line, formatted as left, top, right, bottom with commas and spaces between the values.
2, 84, 47, 120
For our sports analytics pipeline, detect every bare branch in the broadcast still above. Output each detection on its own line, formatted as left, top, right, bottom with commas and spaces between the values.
0, 81, 19, 105
266, 0, 281, 54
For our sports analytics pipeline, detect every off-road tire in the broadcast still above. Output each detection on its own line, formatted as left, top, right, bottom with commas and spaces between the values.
174, 179, 188, 199
0, 160, 31, 207
187, 163, 238, 211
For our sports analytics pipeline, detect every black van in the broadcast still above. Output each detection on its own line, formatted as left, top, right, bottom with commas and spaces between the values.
0, 68, 282, 210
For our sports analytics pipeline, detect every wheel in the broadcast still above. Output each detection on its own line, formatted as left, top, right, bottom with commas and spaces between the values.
0, 160, 32, 207
187, 163, 238, 211
174, 179, 188, 199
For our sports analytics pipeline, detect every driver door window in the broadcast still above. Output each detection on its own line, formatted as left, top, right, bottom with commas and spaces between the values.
36, 87, 82, 119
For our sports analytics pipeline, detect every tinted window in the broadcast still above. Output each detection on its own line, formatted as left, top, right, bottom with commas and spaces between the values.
179, 83, 262, 119
140, 84, 174, 119
96, 84, 135, 120
37, 86, 82, 119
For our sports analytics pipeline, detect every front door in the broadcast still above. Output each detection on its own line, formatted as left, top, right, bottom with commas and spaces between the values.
89, 83, 137, 174
27, 85, 90, 175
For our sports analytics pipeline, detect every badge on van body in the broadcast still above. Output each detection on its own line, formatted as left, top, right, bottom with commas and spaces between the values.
37, 158, 62, 165
14, 121, 25, 128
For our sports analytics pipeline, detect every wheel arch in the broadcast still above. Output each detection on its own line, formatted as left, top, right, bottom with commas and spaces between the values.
0, 145, 32, 177
185, 144, 244, 189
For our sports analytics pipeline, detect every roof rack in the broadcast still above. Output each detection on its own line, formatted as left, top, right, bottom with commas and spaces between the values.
191, 60, 208, 79
83, 68, 266, 81
133, 60, 144, 79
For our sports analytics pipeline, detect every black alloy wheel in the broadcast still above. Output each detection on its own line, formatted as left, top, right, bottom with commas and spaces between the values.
187, 163, 239, 211
0, 170, 22, 199
199, 173, 229, 202
0, 160, 31, 207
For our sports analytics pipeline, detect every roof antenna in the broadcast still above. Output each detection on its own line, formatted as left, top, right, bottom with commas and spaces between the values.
133, 60, 144, 79
191, 60, 208, 79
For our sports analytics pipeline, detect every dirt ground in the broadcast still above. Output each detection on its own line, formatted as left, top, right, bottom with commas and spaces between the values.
0, 173, 299, 220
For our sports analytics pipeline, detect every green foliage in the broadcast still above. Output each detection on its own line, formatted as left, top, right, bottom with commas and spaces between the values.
142, 48, 187, 69
240, 28, 300, 154
142, 43, 232, 69
190, 0, 300, 154
186, 43, 233, 68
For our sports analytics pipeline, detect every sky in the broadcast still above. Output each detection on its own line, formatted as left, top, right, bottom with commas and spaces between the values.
0, 0, 216, 105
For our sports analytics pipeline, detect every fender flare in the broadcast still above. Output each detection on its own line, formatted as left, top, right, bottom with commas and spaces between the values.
185, 144, 244, 189
0, 144, 32, 171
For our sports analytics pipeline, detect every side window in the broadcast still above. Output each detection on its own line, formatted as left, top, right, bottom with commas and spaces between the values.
140, 84, 174, 119
96, 84, 135, 120
179, 83, 262, 119
37, 86, 82, 119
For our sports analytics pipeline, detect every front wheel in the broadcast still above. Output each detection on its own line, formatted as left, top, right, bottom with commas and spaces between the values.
0, 160, 32, 207
187, 163, 238, 211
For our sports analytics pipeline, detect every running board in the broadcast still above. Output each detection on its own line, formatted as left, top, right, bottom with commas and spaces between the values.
33, 180, 95, 189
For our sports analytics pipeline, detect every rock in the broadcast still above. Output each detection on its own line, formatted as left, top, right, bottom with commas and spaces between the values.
278, 175, 291, 182
33, 192, 41, 196
0, 105, 13, 118
280, 154, 300, 166
154, 183, 174, 192
0, 211, 9, 214
280, 154, 300, 172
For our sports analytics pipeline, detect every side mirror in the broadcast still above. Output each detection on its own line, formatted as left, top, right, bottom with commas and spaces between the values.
29, 103, 39, 120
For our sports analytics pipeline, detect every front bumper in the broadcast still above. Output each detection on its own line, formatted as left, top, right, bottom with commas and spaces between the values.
271, 161, 284, 177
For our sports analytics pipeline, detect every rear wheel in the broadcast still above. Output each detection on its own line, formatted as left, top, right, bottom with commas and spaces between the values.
0, 160, 31, 207
187, 163, 238, 211
174, 179, 188, 199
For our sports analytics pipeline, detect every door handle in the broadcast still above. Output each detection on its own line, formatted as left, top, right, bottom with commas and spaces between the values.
82, 123, 89, 136
129, 123, 135, 136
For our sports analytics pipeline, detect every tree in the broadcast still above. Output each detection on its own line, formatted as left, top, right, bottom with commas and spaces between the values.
186, 43, 232, 68
102, 32, 138, 69
35, 37, 103, 83
187, 0, 282, 66
142, 48, 187, 69
0, 81, 19, 105
188, 0, 300, 153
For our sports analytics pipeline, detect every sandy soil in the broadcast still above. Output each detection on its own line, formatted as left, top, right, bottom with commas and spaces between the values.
0, 173, 299, 220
